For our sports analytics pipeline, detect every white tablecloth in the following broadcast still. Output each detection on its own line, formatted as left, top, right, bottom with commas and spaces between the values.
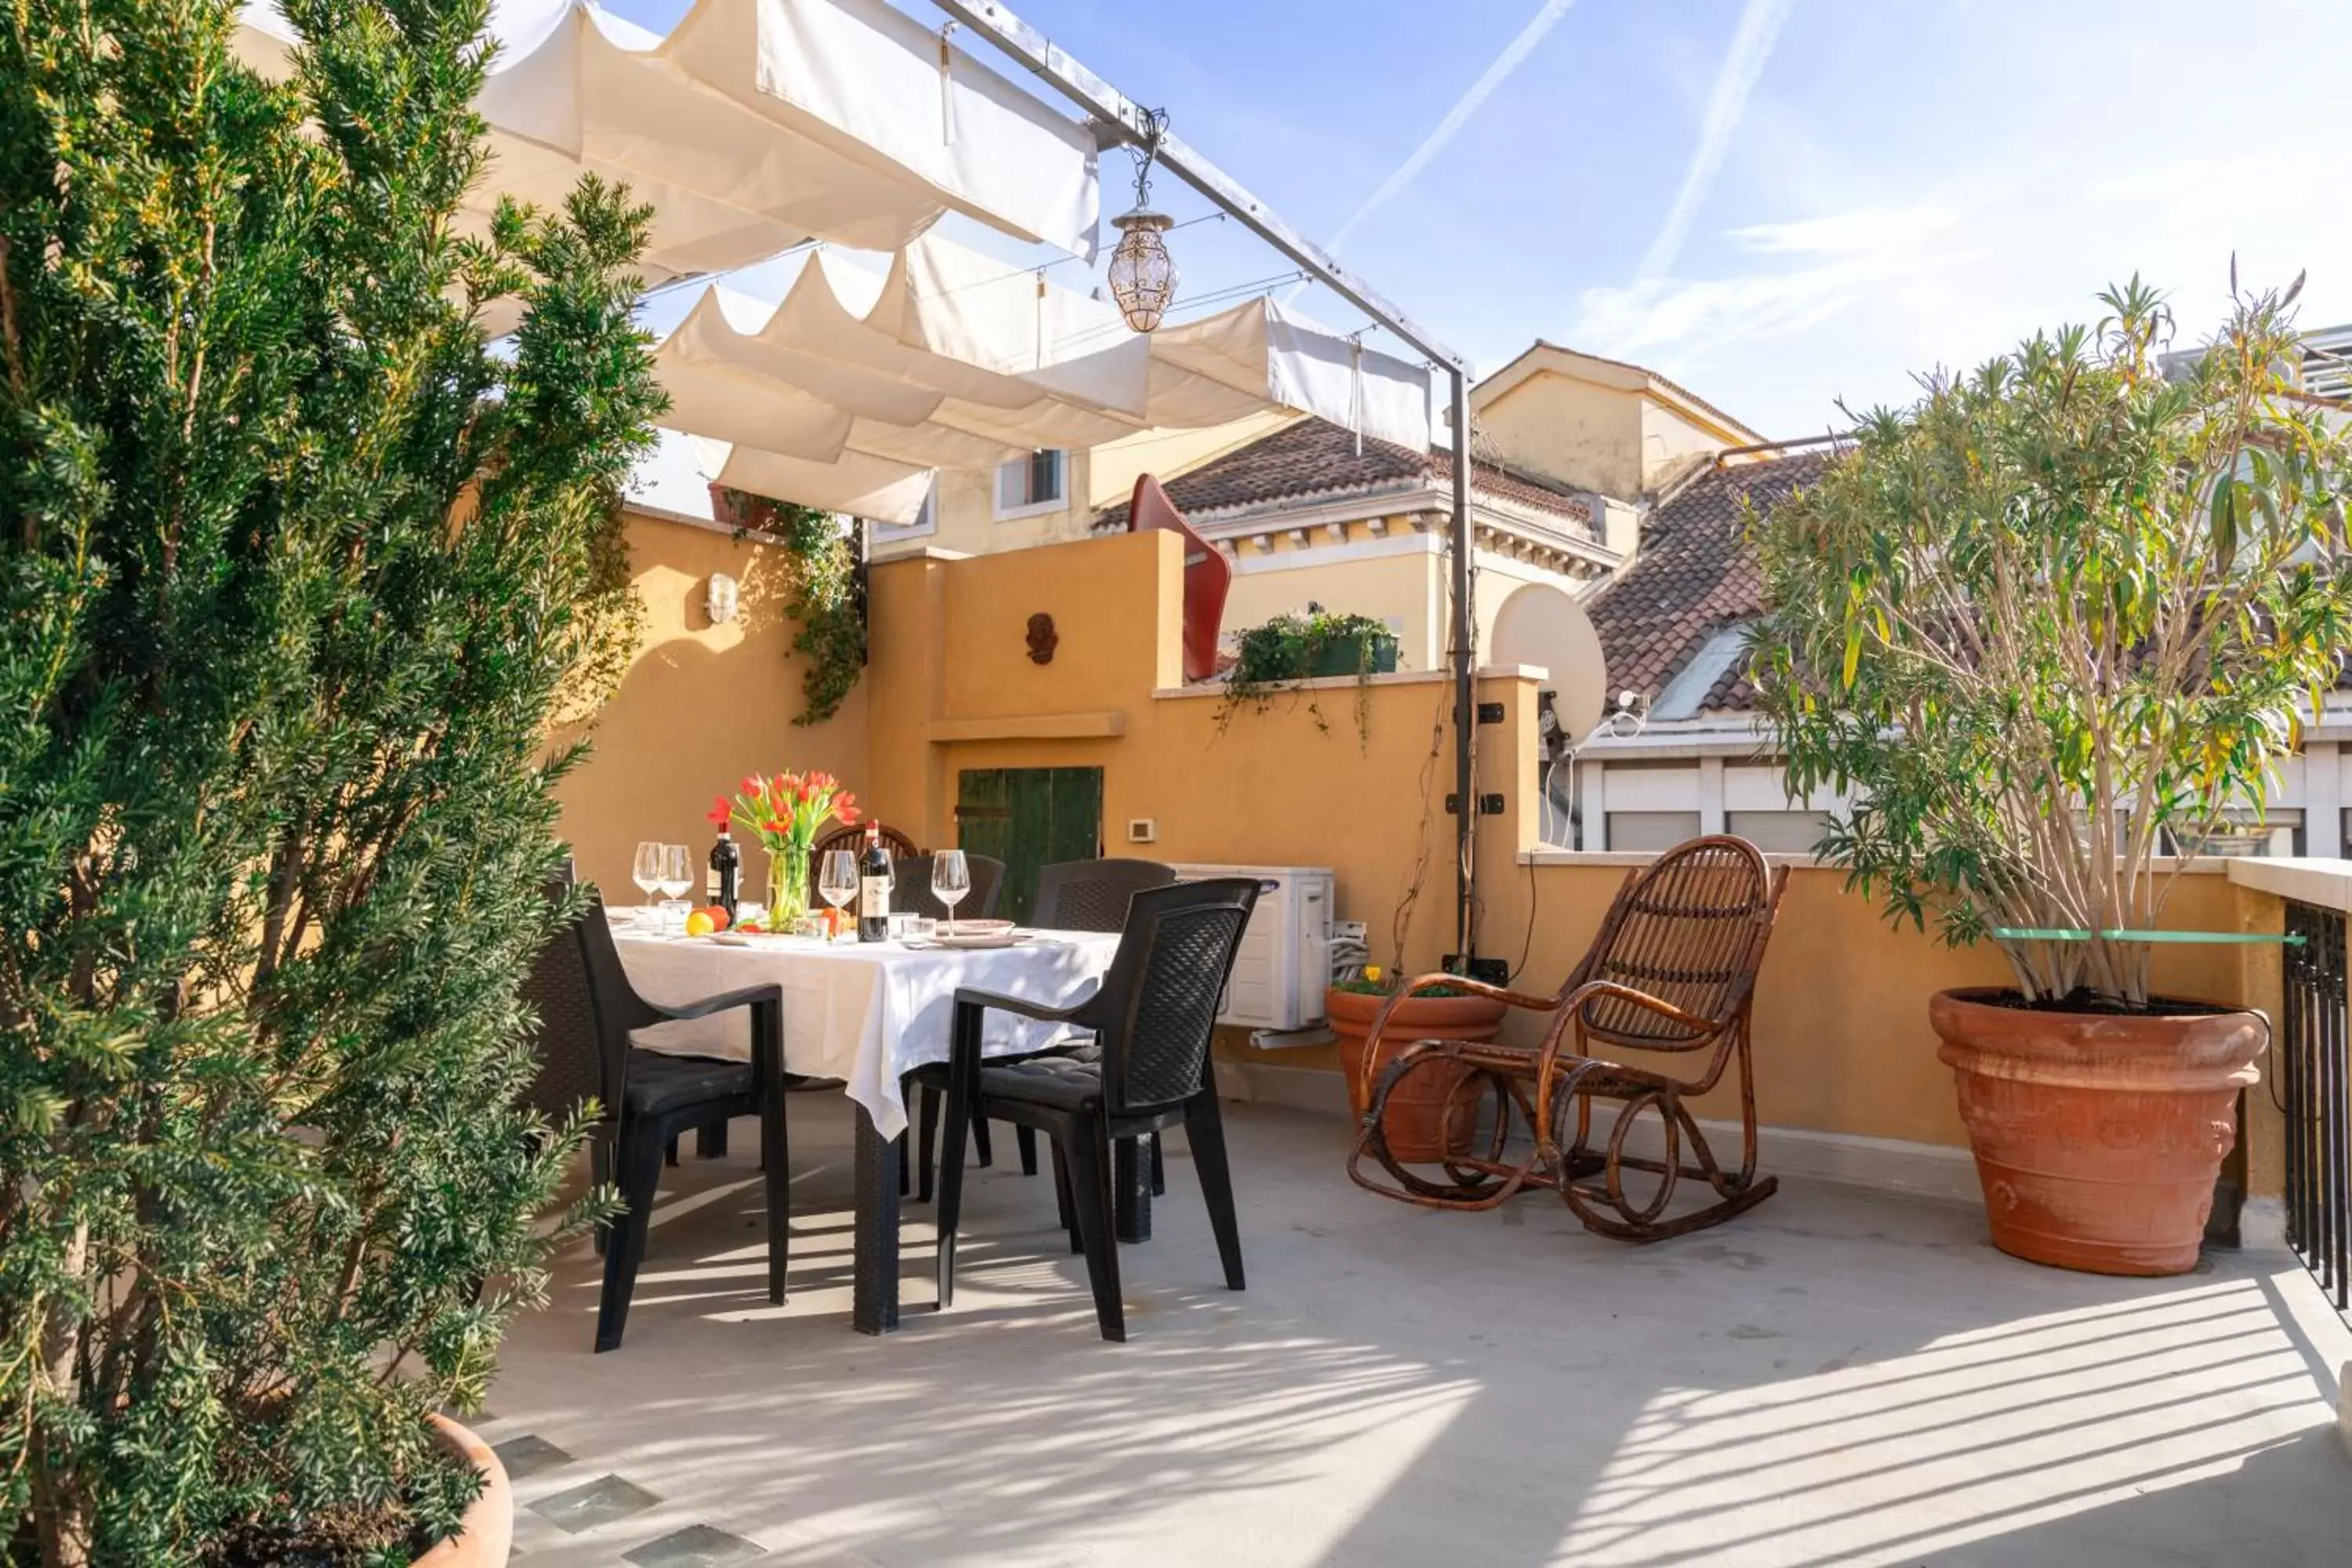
609, 920, 1119, 1140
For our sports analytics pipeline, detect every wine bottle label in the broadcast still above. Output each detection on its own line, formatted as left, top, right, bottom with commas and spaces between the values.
861, 876, 889, 919
706, 870, 720, 902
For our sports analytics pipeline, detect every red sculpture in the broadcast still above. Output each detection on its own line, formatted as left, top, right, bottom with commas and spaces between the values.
1125, 473, 1231, 684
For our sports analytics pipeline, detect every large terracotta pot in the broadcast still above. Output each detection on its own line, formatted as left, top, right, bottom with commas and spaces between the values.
415, 1414, 514, 1567
1930, 988, 2267, 1276
1329, 988, 1508, 1162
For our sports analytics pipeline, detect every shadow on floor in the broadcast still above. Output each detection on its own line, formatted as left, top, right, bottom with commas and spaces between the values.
488, 1094, 2352, 1568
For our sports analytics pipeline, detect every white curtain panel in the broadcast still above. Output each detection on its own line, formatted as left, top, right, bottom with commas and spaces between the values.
890, 234, 1434, 449
694, 436, 939, 524
234, 0, 1101, 285
653, 231, 1438, 517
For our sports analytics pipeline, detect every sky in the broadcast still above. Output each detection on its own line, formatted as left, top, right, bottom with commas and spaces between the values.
601, 0, 2352, 441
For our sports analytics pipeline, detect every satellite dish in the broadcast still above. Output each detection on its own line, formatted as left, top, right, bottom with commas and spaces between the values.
1490, 585, 1606, 742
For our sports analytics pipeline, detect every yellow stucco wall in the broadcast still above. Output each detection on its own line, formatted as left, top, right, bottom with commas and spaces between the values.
565, 517, 2293, 1195
1475, 370, 1642, 497
1218, 538, 1596, 674
1220, 542, 1443, 670
554, 510, 867, 899
1641, 397, 1739, 492
1477, 859, 2249, 1156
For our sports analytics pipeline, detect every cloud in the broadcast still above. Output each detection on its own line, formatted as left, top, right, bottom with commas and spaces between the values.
1322, 0, 1578, 259
1580, 195, 1976, 363
1632, 0, 1796, 287
1569, 151, 2352, 436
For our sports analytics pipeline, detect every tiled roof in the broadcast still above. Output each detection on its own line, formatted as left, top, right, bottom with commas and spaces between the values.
1588, 448, 1838, 714
1093, 416, 1590, 531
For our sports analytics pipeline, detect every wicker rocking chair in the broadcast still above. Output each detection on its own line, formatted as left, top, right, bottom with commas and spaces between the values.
1347, 836, 1790, 1241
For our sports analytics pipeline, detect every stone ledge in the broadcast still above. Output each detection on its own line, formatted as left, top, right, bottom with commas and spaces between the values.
2227, 855, 2352, 913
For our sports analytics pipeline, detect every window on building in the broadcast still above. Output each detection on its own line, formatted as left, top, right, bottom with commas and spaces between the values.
1606, 811, 1703, 852
993, 448, 1068, 519
1726, 810, 1831, 856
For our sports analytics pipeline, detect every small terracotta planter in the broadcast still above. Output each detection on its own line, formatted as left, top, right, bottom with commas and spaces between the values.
1329, 987, 1507, 1162
1931, 988, 2267, 1276
415, 1414, 514, 1567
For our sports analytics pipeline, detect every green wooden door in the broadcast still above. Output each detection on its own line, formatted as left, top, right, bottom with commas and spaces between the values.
956, 767, 1104, 924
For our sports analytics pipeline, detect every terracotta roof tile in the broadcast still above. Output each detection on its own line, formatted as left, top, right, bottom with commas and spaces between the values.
1094, 416, 1589, 531
1588, 448, 1838, 714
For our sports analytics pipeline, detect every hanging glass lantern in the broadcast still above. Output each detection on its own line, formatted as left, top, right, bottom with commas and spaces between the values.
1107, 206, 1178, 333
1106, 107, 1178, 334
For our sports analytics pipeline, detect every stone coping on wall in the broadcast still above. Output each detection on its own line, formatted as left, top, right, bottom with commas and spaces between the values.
1152, 663, 1549, 701
1523, 848, 2231, 874
2227, 855, 2352, 911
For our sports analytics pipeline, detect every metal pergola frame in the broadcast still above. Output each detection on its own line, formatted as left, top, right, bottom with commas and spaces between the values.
934, 0, 1486, 964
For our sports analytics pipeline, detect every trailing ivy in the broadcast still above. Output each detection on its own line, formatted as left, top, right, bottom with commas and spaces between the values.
714, 488, 866, 728
1217, 604, 1398, 746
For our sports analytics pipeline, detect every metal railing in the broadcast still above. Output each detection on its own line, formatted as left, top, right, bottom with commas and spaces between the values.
2280, 899, 2348, 1313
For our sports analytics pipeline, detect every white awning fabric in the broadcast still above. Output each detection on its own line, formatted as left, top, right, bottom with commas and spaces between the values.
233, 0, 1101, 284
655, 234, 1436, 522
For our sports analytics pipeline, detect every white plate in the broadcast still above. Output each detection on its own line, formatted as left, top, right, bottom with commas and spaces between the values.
703, 931, 753, 947
930, 931, 1024, 950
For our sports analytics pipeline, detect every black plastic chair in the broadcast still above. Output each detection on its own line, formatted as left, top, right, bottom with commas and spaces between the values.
906, 855, 1167, 1195
894, 852, 1006, 923
936, 877, 1260, 1341
519, 883, 791, 1352
1032, 857, 1178, 932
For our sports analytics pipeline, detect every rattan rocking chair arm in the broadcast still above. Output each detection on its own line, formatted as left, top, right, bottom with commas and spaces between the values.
1553, 978, 1722, 1036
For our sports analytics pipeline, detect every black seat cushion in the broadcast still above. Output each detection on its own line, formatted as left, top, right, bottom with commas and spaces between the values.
980, 1054, 1103, 1114
625, 1050, 752, 1117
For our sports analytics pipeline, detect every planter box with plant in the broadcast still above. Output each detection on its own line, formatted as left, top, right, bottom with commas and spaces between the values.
1219, 604, 1399, 742
1, 0, 656, 1559
1753, 278, 2352, 1276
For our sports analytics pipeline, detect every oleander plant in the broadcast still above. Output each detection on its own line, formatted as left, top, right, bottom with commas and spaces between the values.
0, 0, 659, 1559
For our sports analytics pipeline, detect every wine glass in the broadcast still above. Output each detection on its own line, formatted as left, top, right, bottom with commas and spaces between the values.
931, 850, 971, 937
657, 844, 694, 932
818, 849, 858, 940
631, 841, 662, 916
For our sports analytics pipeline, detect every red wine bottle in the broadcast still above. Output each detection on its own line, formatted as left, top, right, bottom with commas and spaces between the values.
857, 823, 892, 942
707, 825, 739, 920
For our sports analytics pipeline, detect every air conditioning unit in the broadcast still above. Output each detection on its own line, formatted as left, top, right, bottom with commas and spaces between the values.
1171, 864, 1335, 1031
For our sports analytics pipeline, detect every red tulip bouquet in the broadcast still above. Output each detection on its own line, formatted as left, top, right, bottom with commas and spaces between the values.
710, 771, 859, 928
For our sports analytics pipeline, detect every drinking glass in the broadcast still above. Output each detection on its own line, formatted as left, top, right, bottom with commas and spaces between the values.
632, 840, 662, 912
931, 850, 971, 936
818, 849, 858, 939
657, 844, 694, 931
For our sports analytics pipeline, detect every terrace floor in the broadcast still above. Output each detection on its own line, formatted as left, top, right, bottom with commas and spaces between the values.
485, 1094, 2352, 1567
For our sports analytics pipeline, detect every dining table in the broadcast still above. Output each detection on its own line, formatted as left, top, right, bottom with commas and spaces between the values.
608, 913, 1122, 1333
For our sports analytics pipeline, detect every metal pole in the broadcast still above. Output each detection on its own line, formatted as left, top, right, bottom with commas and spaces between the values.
1450, 369, 1475, 964
933, 0, 1484, 961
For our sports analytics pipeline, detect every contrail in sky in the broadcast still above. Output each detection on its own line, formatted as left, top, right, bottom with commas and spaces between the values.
1634, 0, 1796, 287
1321, 0, 1577, 260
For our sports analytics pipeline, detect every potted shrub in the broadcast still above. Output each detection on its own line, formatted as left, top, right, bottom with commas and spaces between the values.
1329, 966, 1506, 1161
1753, 278, 2352, 1275
1, 0, 651, 1558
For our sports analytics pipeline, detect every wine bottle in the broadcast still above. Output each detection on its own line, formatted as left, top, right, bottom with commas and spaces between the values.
858, 823, 893, 942
706, 824, 739, 920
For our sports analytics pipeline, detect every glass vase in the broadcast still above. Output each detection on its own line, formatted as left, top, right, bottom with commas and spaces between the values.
768, 849, 808, 932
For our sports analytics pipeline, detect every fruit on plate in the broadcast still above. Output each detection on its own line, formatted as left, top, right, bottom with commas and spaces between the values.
684, 909, 716, 937
701, 904, 730, 931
